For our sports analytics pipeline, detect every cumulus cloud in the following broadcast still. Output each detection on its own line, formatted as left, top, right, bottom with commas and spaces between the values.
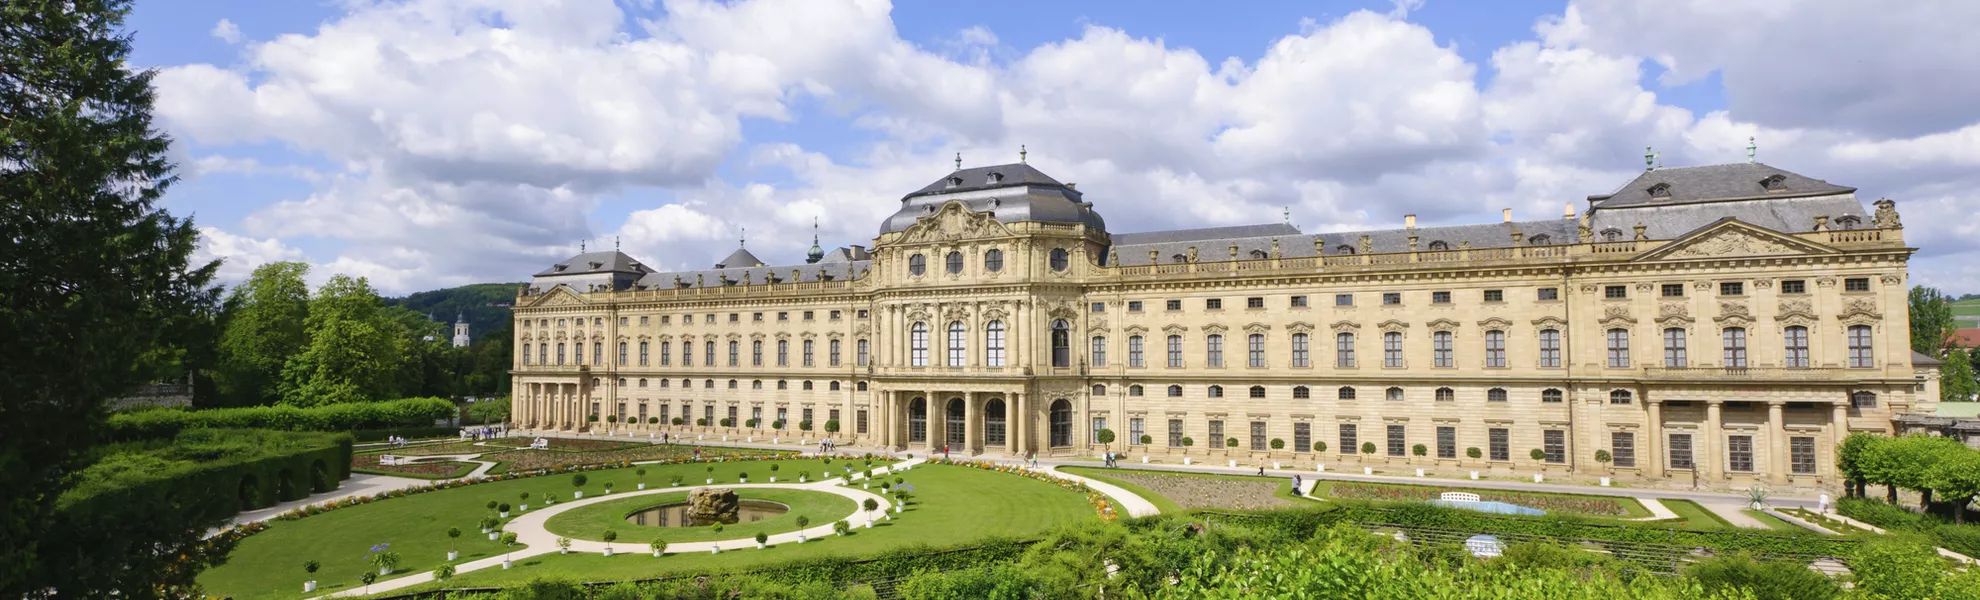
210, 18, 241, 44
193, 226, 303, 285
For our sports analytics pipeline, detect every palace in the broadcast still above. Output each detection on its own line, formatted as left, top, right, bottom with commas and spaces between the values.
512, 159, 1935, 486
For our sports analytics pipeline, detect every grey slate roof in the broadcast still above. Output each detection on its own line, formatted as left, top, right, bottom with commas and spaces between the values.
714, 247, 765, 269
1112, 223, 1302, 246
533, 251, 651, 277
1587, 194, 1868, 240
817, 245, 870, 264
881, 163, 1105, 235
633, 260, 870, 290
1591, 162, 1855, 208
904, 163, 1065, 198
1914, 350, 1945, 367
1108, 219, 1582, 267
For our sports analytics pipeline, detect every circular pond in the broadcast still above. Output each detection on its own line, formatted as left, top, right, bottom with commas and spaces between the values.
625, 499, 790, 527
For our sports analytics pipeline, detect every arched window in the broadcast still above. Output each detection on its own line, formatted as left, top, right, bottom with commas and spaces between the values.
1092, 384, 1107, 396
727, 379, 738, 389
1435, 387, 1455, 402
751, 380, 763, 390
618, 341, 628, 366
1248, 333, 1266, 367
909, 322, 929, 367
1335, 245, 1356, 255
1722, 327, 1748, 367
1338, 386, 1357, 401
1051, 320, 1071, 367
728, 340, 739, 367
908, 254, 926, 276
1049, 248, 1070, 271
1172, 253, 1187, 263
1488, 388, 1507, 402
829, 381, 840, 391
1292, 385, 1310, 399
1049, 400, 1073, 446
1428, 240, 1449, 251
638, 378, 648, 388
1167, 385, 1183, 397
1836, 215, 1861, 230
907, 397, 928, 443
1091, 335, 1107, 366
1166, 335, 1184, 367
638, 341, 649, 366
1386, 387, 1404, 402
1206, 334, 1225, 368
1542, 389, 1563, 403
556, 343, 566, 365
1249, 249, 1268, 259
1248, 385, 1266, 399
776, 339, 788, 366
945, 251, 963, 274
1529, 234, 1551, 245
1848, 325, 1874, 368
1609, 390, 1633, 405
1129, 384, 1144, 397
829, 339, 842, 367
751, 340, 763, 366
705, 341, 715, 366
985, 321, 1006, 367
777, 380, 789, 390
1850, 391, 1876, 408
856, 381, 868, 391
1207, 385, 1224, 398
947, 321, 966, 367
983, 249, 1004, 272
1784, 326, 1810, 368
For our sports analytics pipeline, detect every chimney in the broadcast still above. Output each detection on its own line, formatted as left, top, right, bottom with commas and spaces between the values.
1563, 203, 1575, 220
1404, 214, 1417, 229
1502, 208, 1512, 223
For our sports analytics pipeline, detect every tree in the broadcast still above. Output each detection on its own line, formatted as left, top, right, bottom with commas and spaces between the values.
1943, 349, 1979, 403
280, 275, 408, 405
214, 262, 310, 405
1, 0, 225, 594
1910, 286, 1977, 401
1095, 428, 1115, 447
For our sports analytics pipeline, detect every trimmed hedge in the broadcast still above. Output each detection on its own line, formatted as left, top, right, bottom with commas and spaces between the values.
106, 397, 456, 440
1839, 497, 1980, 558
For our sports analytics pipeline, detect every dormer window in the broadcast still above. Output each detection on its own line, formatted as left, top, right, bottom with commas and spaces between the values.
1646, 182, 1672, 199
1335, 245, 1355, 255
588, 261, 603, 270
1171, 254, 1187, 263
945, 176, 962, 188
1529, 234, 1551, 245
553, 264, 568, 272
1835, 215, 1861, 230
1248, 250, 1267, 259
1759, 174, 1787, 191
986, 172, 1004, 184
1601, 228, 1624, 242
1427, 241, 1449, 251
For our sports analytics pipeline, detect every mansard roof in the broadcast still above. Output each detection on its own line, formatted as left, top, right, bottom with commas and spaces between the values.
1590, 162, 1855, 208
534, 251, 650, 277
713, 247, 765, 269
881, 162, 1105, 235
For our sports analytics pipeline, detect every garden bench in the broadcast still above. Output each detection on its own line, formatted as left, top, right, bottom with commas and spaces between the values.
1440, 492, 1480, 503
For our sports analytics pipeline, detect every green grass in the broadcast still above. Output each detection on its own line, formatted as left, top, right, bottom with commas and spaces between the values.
1780, 507, 1874, 534
1741, 509, 1801, 532
198, 457, 886, 600
1059, 467, 1185, 514
386, 464, 1097, 592
542, 488, 855, 544
1660, 499, 1735, 531
1061, 467, 1311, 512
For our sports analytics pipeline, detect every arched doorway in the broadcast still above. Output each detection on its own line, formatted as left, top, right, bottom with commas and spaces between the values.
983, 397, 1007, 447
1049, 399, 1073, 447
907, 397, 928, 444
945, 397, 967, 450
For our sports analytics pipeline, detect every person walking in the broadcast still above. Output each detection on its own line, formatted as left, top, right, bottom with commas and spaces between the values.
1293, 475, 1303, 496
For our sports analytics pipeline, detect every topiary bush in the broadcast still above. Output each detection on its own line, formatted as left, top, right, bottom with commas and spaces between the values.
106, 398, 456, 440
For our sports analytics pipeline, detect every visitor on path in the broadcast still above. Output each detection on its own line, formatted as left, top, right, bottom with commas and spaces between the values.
942, 444, 950, 460
694, 448, 702, 460
1293, 475, 1303, 496
1818, 492, 1831, 514
1257, 465, 1265, 477
1028, 451, 1037, 469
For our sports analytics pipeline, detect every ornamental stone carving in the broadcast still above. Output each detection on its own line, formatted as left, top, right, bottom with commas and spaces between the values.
1599, 305, 1635, 327
1162, 324, 1188, 335
1330, 321, 1362, 334
1881, 274, 1903, 285
1287, 321, 1316, 334
1377, 320, 1410, 333
1202, 324, 1229, 335
1655, 303, 1693, 327
1475, 317, 1512, 332
1665, 229, 1801, 259
1714, 302, 1753, 326
1243, 322, 1271, 334
1426, 318, 1460, 333
1873, 198, 1902, 229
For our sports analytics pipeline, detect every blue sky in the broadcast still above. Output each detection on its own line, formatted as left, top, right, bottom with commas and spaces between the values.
130, 0, 1980, 295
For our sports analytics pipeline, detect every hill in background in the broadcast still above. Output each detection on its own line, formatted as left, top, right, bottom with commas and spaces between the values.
386, 283, 523, 341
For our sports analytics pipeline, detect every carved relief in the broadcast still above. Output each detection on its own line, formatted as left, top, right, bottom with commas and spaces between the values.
1475, 317, 1512, 332
1599, 305, 1635, 327
1123, 325, 1149, 335
1881, 274, 1903, 285
1202, 324, 1230, 335
1162, 324, 1189, 335
1817, 276, 1837, 288
1243, 322, 1271, 334
1330, 321, 1362, 334
900, 201, 1016, 243
1714, 302, 1754, 326
1426, 318, 1460, 333
1531, 316, 1567, 330
981, 307, 1010, 321
1662, 229, 1802, 259
1839, 298, 1881, 323
941, 305, 971, 323
1777, 298, 1815, 321
1873, 198, 1902, 229
1087, 318, 1110, 333
1286, 321, 1315, 334
1753, 279, 1773, 290
1377, 320, 1410, 333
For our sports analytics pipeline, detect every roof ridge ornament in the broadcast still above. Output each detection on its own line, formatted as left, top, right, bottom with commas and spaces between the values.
1644, 146, 1658, 172
955, 152, 961, 170
1019, 144, 1027, 163
1747, 136, 1757, 163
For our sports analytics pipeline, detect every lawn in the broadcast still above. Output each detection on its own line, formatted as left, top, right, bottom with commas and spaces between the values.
198, 457, 884, 600
542, 488, 857, 544
1742, 509, 1802, 532
480, 443, 775, 474
383, 463, 1098, 592
350, 455, 479, 480
1779, 507, 1874, 534
1660, 499, 1734, 531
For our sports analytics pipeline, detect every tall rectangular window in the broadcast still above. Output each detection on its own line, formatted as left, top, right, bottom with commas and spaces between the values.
661, 341, 671, 366
1612, 432, 1636, 467
1723, 328, 1748, 368
1436, 426, 1456, 459
1208, 420, 1224, 446
639, 342, 649, 366
618, 342, 628, 366
1248, 334, 1265, 367
1168, 419, 1184, 447
1339, 424, 1357, 455
1848, 325, 1874, 368
1784, 326, 1809, 368
1727, 435, 1754, 472
1337, 333, 1356, 368
948, 324, 966, 367
1128, 336, 1144, 368
857, 339, 870, 367
1250, 421, 1267, 451
1432, 331, 1454, 367
986, 322, 1005, 367
752, 341, 764, 367
1291, 333, 1309, 367
1540, 329, 1561, 367
1387, 425, 1406, 457
1206, 335, 1224, 368
681, 341, 691, 366
1485, 330, 1506, 368
777, 340, 789, 367
1167, 335, 1184, 368
1543, 430, 1566, 463
910, 323, 929, 367
1669, 433, 1695, 470
1294, 422, 1311, 452
705, 341, 715, 366
1488, 428, 1509, 461
1091, 336, 1108, 367
1129, 418, 1144, 446
857, 410, 869, 434
1606, 329, 1630, 368
803, 339, 815, 367
1093, 417, 1108, 447
1664, 328, 1687, 367
830, 339, 842, 367
728, 341, 739, 367
1383, 332, 1403, 367
573, 343, 581, 365
1790, 437, 1817, 475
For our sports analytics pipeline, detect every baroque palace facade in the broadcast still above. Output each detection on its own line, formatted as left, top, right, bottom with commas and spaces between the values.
512, 159, 1932, 486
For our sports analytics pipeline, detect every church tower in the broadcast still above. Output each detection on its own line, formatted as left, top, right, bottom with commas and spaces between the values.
451, 312, 470, 348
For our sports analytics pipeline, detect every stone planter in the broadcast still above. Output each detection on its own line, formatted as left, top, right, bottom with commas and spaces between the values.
739, 478, 748, 484
799, 477, 807, 483
500, 511, 509, 518
304, 581, 317, 593
1600, 477, 1611, 487
706, 478, 714, 484
638, 483, 647, 490
503, 560, 512, 569
652, 551, 663, 557
769, 477, 777, 483
520, 504, 529, 511
1227, 460, 1238, 468
711, 546, 721, 554
1414, 469, 1425, 477
1470, 471, 1479, 480
1141, 456, 1149, 464
1183, 457, 1192, 465
448, 551, 458, 561
603, 548, 614, 557
379, 566, 394, 576
1363, 467, 1373, 475
574, 491, 584, 499
560, 549, 568, 555
1316, 464, 1326, 472
488, 532, 498, 540
756, 543, 766, 550
797, 534, 807, 543
1532, 474, 1544, 483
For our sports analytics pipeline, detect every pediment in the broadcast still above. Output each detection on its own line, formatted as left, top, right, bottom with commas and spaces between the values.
1635, 219, 1839, 262
900, 201, 1016, 244
526, 286, 588, 308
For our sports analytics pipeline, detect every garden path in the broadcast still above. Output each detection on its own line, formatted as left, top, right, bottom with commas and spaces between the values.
219, 473, 432, 533
1037, 465, 1162, 517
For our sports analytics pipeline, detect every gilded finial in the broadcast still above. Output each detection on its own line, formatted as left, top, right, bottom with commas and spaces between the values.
1746, 136, 1757, 163
580, 239, 586, 252
614, 235, 620, 251
1283, 206, 1291, 226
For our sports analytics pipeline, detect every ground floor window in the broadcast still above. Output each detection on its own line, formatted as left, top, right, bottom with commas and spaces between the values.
751, 407, 763, 427
1168, 419, 1184, 447
947, 399, 967, 447
1611, 432, 1635, 467
1049, 400, 1073, 446
659, 404, 670, 423
908, 399, 928, 443
1436, 426, 1456, 459
1790, 436, 1817, 474
1208, 420, 1225, 447
1339, 424, 1357, 455
856, 409, 869, 434
1543, 430, 1566, 464
1129, 417, 1145, 446
984, 400, 1006, 446
1488, 428, 1509, 461
1387, 425, 1406, 457
1727, 435, 1754, 472
1669, 433, 1695, 470
1250, 421, 1267, 451
638, 403, 647, 421
1294, 422, 1311, 452
1091, 416, 1108, 447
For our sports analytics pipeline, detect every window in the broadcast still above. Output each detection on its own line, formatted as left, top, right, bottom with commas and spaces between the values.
910, 322, 929, 367
1543, 430, 1566, 463
1167, 385, 1182, 397
803, 311, 813, 321
986, 321, 1006, 367
776, 339, 788, 367
1436, 426, 1457, 459
618, 342, 628, 366
776, 312, 787, 321
983, 249, 1004, 272
1336, 294, 1354, 306
1051, 320, 1071, 367
681, 342, 691, 366
556, 343, 566, 365
1435, 387, 1454, 402
1338, 386, 1357, 401
1489, 428, 1509, 461
1386, 387, 1405, 402
1091, 336, 1108, 367
1249, 385, 1266, 399
829, 310, 840, 320
1291, 295, 1308, 308
947, 322, 966, 367
1784, 326, 1810, 368
1791, 437, 1817, 475
945, 251, 963, 274
1129, 418, 1144, 446
1206, 298, 1223, 310
1292, 385, 1310, 399
1092, 384, 1107, 396
1611, 433, 1636, 468
857, 410, 869, 434
1049, 248, 1069, 271
1432, 291, 1452, 304
1669, 433, 1695, 470
1542, 389, 1563, 403
1206, 334, 1224, 368
1336, 333, 1356, 368
639, 341, 649, 366
1844, 277, 1870, 292
1720, 282, 1744, 296
1605, 285, 1628, 299
1246, 297, 1264, 309
1207, 385, 1223, 398
1291, 333, 1310, 367
1208, 420, 1224, 445
1091, 302, 1105, 313
1610, 389, 1633, 405
660, 341, 671, 366
1488, 388, 1507, 402
1168, 419, 1184, 447
1782, 280, 1806, 294
1129, 384, 1143, 397
1383, 292, 1402, 305
593, 342, 602, 365
1662, 283, 1685, 298
1128, 335, 1144, 368
1251, 421, 1268, 451
1485, 330, 1506, 367
1127, 301, 1142, 312
1247, 333, 1265, 367
1339, 424, 1357, 455
1722, 327, 1748, 367
1294, 422, 1311, 452
857, 339, 870, 367
1727, 435, 1754, 472
1432, 331, 1453, 367
1851, 391, 1877, 409
1386, 425, 1406, 456
1167, 335, 1183, 367
1663, 328, 1687, 367
571, 343, 580, 365
1606, 329, 1630, 368
1540, 329, 1561, 367
830, 339, 842, 367
729, 313, 738, 323
908, 254, 926, 276
750, 340, 763, 367
1849, 325, 1874, 368
1538, 287, 1559, 301
1383, 332, 1403, 368
705, 340, 715, 366
1166, 299, 1182, 311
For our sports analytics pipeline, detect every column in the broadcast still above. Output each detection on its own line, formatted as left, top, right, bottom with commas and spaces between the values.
927, 390, 941, 453
1014, 392, 1028, 456
1005, 393, 1020, 456
1831, 403, 1850, 482
965, 392, 980, 455
1768, 401, 1788, 484
1704, 400, 1723, 480
1645, 400, 1665, 478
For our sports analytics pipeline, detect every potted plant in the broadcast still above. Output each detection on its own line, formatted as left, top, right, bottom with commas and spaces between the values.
436, 563, 456, 582
1467, 447, 1482, 460
607, 414, 618, 429
1412, 444, 1427, 458
367, 543, 400, 576
834, 520, 851, 536
446, 527, 462, 561
1226, 437, 1238, 449
557, 537, 572, 555
1360, 442, 1376, 456
486, 500, 498, 513
519, 491, 530, 512
498, 502, 510, 518
670, 474, 684, 487
672, 417, 684, 426
602, 529, 618, 556
771, 419, 785, 430
1095, 428, 1116, 451
603, 481, 615, 494
794, 515, 811, 542
706, 465, 715, 484
482, 516, 500, 539
545, 491, 557, 505
1313, 441, 1327, 453
1270, 438, 1286, 451
302, 560, 320, 593
1748, 484, 1770, 510
572, 473, 588, 498
696, 418, 707, 427
738, 471, 750, 483
863, 498, 879, 527
651, 538, 667, 557
862, 469, 874, 488
798, 470, 810, 483
825, 419, 840, 434
359, 572, 376, 594
649, 416, 660, 426
754, 532, 769, 549
746, 418, 760, 428
500, 532, 518, 569
637, 468, 648, 490
1140, 434, 1154, 446
799, 420, 813, 432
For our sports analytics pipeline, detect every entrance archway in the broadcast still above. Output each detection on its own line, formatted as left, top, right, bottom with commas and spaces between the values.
983, 397, 1007, 447
1049, 399, 1073, 447
945, 397, 967, 450
907, 397, 928, 443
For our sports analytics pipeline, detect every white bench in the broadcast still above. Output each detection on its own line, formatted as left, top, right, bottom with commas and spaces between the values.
1440, 492, 1481, 503
378, 454, 399, 466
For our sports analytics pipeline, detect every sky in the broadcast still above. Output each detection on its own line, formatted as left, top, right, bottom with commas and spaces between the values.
132, 0, 1980, 296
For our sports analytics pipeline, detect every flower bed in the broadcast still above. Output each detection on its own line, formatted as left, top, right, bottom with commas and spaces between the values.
926, 458, 1114, 521
1328, 483, 1627, 516
480, 443, 769, 473
360, 441, 487, 457
480, 437, 647, 453
1102, 470, 1293, 512
351, 454, 477, 479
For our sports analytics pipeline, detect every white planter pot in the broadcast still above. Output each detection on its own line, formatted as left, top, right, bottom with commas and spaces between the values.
1470, 471, 1479, 480
379, 567, 394, 576
1317, 464, 1326, 472
862, 483, 869, 489
488, 532, 498, 540
653, 551, 662, 557
797, 534, 807, 543
638, 483, 646, 490
1532, 474, 1544, 483
1600, 477, 1611, 487
500, 511, 509, 518
520, 504, 529, 511
756, 543, 765, 550
739, 479, 748, 484
706, 478, 714, 484
1183, 457, 1192, 465
1363, 467, 1373, 475
574, 491, 584, 499
1228, 460, 1238, 468
769, 477, 777, 483
671, 482, 680, 487
503, 560, 512, 569
448, 551, 458, 561
1141, 456, 1149, 464
711, 546, 721, 554
864, 518, 873, 528
799, 477, 807, 483
304, 580, 317, 593
1272, 462, 1281, 470
603, 548, 613, 557
1415, 469, 1425, 477
604, 489, 612, 494
747, 437, 754, 442
546, 499, 555, 505
560, 549, 569, 555
894, 504, 903, 513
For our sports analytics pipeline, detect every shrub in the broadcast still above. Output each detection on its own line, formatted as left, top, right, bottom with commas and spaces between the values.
1529, 448, 1547, 462
1312, 441, 1327, 453
1181, 437, 1194, 447
824, 419, 840, 433
1225, 437, 1238, 448
1466, 447, 1482, 459
571, 474, 587, 488
105, 398, 456, 440
1411, 444, 1426, 457
1140, 434, 1154, 445
798, 420, 812, 431
1095, 429, 1116, 445
646, 417, 658, 425
1270, 438, 1285, 450
1360, 442, 1376, 455
1685, 552, 1841, 600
